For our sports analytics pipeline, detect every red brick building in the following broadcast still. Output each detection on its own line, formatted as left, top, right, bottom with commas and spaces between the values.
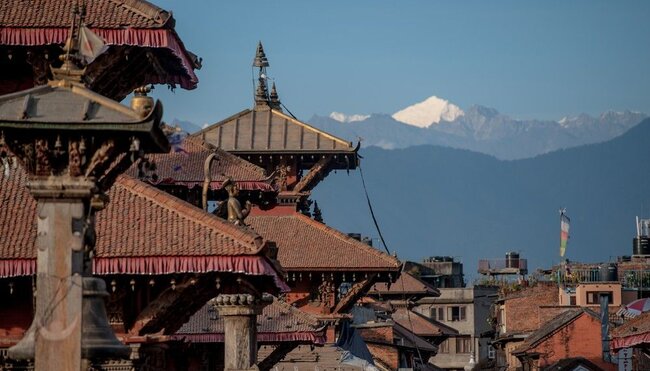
512, 308, 615, 371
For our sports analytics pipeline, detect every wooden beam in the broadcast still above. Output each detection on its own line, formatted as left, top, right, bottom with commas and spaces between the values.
128, 275, 218, 336
258, 342, 299, 371
333, 274, 378, 314
293, 156, 332, 193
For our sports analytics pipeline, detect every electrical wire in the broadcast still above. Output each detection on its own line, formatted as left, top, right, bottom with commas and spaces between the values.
357, 161, 425, 368
358, 162, 391, 256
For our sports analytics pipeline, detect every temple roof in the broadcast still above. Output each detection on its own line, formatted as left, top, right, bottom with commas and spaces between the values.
0, 166, 287, 291
0, 0, 199, 98
370, 271, 440, 297
194, 108, 359, 166
174, 296, 326, 344
0, 0, 172, 28
0, 83, 167, 153
126, 137, 274, 191
247, 213, 401, 272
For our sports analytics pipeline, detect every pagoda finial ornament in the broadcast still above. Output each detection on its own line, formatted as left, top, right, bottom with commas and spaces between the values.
253, 41, 270, 68
253, 42, 270, 110
269, 82, 282, 111
51, 4, 87, 83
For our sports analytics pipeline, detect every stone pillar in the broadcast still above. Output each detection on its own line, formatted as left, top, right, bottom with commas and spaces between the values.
212, 294, 268, 371
9, 178, 94, 371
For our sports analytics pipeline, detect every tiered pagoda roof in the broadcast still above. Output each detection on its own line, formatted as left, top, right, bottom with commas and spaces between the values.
0, 0, 200, 99
0, 167, 287, 291
174, 296, 326, 345
126, 137, 274, 191
248, 213, 401, 272
196, 108, 358, 161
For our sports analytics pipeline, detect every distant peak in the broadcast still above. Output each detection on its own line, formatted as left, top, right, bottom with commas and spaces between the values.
329, 112, 370, 123
392, 95, 464, 128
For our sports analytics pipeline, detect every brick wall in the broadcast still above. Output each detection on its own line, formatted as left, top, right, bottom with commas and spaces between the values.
504, 283, 558, 334
528, 313, 615, 371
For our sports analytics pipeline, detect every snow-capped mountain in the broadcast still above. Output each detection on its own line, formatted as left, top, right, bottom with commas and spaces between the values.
307, 96, 647, 160
391, 95, 464, 128
329, 112, 370, 123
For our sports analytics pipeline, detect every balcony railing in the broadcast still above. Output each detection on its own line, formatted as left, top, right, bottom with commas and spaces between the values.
556, 269, 650, 289
478, 259, 528, 273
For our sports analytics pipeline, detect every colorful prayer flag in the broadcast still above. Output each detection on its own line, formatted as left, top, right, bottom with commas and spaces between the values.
560, 211, 570, 257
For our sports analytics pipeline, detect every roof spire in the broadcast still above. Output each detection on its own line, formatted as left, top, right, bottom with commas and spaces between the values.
253, 41, 270, 110
50, 3, 86, 83
269, 82, 282, 111
253, 41, 269, 68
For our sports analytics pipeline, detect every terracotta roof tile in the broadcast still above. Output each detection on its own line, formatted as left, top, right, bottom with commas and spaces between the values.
247, 213, 401, 271
176, 296, 325, 342
126, 137, 271, 190
370, 272, 439, 296
611, 310, 650, 338
0, 0, 171, 29
391, 307, 457, 337
0, 165, 263, 260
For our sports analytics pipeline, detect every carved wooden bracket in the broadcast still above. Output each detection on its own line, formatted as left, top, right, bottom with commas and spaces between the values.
293, 156, 332, 193
333, 274, 378, 314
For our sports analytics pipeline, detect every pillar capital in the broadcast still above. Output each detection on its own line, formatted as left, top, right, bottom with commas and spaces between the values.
211, 294, 269, 316
212, 293, 272, 370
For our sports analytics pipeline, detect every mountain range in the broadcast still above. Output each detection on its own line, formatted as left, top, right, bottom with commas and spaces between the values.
309, 96, 647, 160
311, 118, 650, 280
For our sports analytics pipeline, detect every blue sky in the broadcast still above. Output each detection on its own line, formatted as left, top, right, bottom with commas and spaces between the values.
152, 1, 650, 126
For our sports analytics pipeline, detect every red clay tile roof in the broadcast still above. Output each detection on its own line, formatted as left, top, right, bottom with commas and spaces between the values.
370, 272, 439, 296
247, 213, 401, 271
391, 307, 457, 337
174, 296, 326, 344
0, 0, 171, 29
0, 165, 268, 264
126, 137, 272, 191
0, 1, 199, 92
611, 311, 650, 350
96, 175, 264, 257
0, 161, 35, 260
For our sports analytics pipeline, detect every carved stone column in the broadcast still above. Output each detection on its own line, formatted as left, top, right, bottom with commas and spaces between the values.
7, 179, 93, 370
212, 294, 269, 371
0, 51, 168, 369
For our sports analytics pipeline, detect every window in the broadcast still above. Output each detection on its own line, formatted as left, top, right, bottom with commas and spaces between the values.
569, 295, 576, 305
431, 306, 445, 321
438, 339, 449, 353
586, 291, 613, 305
455, 336, 472, 353
487, 345, 496, 359
448, 306, 466, 321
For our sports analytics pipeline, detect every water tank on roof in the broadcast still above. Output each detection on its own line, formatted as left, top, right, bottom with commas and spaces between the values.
634, 217, 650, 256
505, 252, 520, 268
599, 263, 618, 282
633, 237, 650, 256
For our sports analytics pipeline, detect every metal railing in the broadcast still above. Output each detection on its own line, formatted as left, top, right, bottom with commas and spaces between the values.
556, 269, 650, 289
478, 259, 528, 272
